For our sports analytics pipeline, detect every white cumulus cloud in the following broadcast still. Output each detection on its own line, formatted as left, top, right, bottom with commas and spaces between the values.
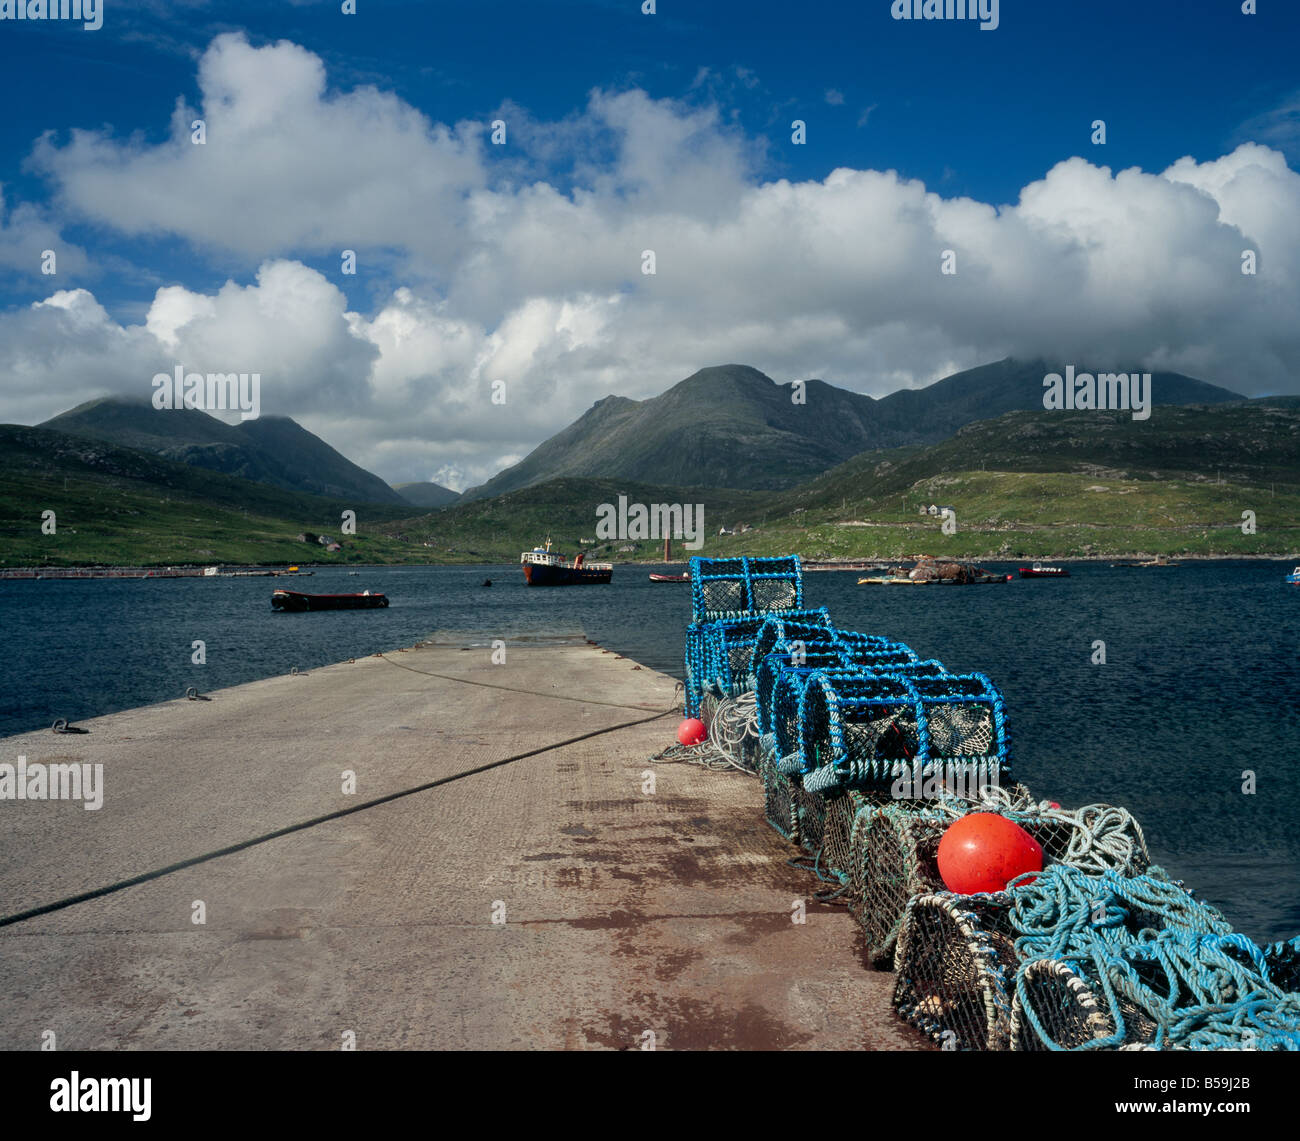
3, 33, 1298, 488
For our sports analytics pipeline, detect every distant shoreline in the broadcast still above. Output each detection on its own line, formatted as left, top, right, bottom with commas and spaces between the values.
2, 552, 1295, 579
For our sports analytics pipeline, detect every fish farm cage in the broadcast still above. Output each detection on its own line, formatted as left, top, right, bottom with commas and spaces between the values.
679, 554, 1300, 1052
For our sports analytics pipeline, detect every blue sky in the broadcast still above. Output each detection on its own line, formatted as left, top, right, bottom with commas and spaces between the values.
1, 0, 1297, 486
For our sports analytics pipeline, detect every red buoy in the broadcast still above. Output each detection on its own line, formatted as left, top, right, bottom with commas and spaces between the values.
677, 718, 707, 746
937, 813, 1043, 894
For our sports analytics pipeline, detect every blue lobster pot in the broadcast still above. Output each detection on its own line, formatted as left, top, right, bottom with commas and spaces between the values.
796, 668, 1012, 795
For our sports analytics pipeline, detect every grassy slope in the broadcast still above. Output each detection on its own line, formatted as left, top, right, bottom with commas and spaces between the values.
705, 406, 1300, 559
0, 426, 418, 566
708, 470, 1300, 560
387, 477, 766, 560
5, 401, 1299, 566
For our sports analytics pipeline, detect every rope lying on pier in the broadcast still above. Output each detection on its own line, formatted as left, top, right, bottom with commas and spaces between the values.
378, 649, 677, 712
649, 693, 760, 773
670, 553, 1300, 1051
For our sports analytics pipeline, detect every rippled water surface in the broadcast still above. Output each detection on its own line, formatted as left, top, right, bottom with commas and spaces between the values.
3, 560, 1297, 940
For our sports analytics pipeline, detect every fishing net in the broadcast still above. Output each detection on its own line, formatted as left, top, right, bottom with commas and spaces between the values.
820, 790, 873, 883
684, 557, 810, 713
925, 791, 1151, 879
770, 669, 814, 762
792, 779, 826, 855
849, 804, 948, 966
1020, 804, 1149, 877
856, 793, 1146, 977
832, 630, 916, 660
702, 608, 834, 700
758, 744, 799, 843
1003, 867, 1300, 1051
695, 692, 761, 771
751, 575, 800, 612
796, 670, 917, 783
751, 613, 834, 670
1264, 936, 1300, 993
893, 890, 1019, 1050
684, 624, 712, 716
679, 550, 1300, 1053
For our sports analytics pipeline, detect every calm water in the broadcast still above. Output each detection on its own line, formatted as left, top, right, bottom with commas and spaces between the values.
3, 560, 1298, 941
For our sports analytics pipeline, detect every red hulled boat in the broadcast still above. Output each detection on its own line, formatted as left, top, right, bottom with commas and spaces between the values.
521, 539, 612, 585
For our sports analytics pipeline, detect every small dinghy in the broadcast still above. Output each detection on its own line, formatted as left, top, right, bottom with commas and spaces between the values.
272, 589, 388, 611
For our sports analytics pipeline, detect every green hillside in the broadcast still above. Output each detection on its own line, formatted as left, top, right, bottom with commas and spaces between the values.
705, 405, 1300, 560
0, 425, 417, 567
4, 400, 1298, 568
41, 397, 407, 505
390, 477, 765, 560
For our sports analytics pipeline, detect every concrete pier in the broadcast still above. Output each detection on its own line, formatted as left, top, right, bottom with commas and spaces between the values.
0, 636, 918, 1050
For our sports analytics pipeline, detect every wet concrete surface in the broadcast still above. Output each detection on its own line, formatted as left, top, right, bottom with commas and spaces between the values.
0, 636, 924, 1050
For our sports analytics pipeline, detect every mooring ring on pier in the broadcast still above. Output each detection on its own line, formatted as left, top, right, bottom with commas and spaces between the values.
52, 718, 68, 733
291, 666, 299, 676
186, 686, 200, 701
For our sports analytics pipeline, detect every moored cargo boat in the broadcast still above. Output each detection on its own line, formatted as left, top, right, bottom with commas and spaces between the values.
521, 539, 612, 585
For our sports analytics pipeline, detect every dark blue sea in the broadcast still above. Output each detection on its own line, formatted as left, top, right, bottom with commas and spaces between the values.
3, 560, 1298, 942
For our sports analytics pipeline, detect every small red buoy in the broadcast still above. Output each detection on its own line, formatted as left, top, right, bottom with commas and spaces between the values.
937, 813, 1043, 894
677, 718, 707, 746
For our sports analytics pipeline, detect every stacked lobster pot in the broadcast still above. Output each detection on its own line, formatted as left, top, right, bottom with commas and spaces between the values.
685, 556, 815, 719
854, 797, 1148, 972
682, 555, 1300, 1051
789, 667, 1014, 895
894, 865, 1300, 1051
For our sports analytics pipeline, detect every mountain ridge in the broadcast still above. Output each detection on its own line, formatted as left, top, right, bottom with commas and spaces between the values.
40, 396, 407, 505
460, 358, 1243, 500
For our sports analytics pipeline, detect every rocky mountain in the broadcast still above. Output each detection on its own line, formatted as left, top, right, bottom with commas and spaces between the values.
39, 397, 407, 505
459, 359, 1242, 500
393, 481, 461, 509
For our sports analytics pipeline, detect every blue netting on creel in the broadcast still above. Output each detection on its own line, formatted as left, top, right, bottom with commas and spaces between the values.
770, 668, 813, 762
754, 643, 849, 736
689, 555, 803, 622
689, 607, 831, 713
796, 668, 1012, 795
832, 630, 919, 662
750, 613, 837, 677
890, 658, 951, 680
682, 557, 813, 716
